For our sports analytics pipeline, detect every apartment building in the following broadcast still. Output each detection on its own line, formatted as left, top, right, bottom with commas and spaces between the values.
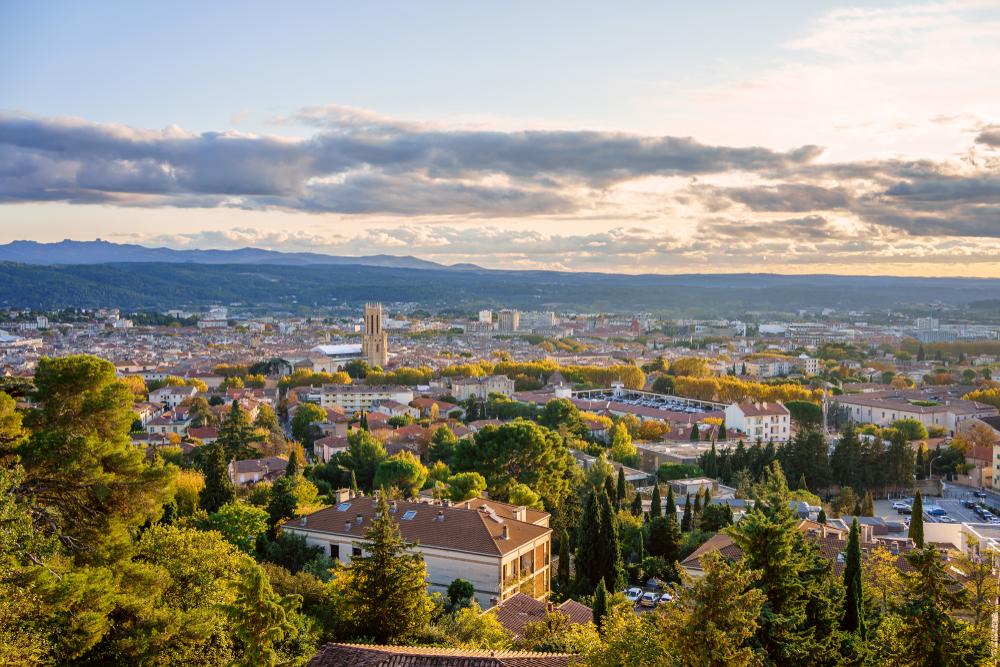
724, 401, 792, 442
839, 387, 998, 432
284, 496, 552, 608
497, 309, 520, 332
450, 374, 515, 400
318, 384, 414, 415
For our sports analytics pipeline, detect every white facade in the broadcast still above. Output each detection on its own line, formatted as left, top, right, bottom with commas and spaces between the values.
724, 402, 791, 442
319, 385, 414, 415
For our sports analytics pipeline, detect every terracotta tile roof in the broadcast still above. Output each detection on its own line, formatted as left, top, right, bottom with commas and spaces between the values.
284, 498, 550, 556
307, 643, 574, 667
233, 456, 289, 474
735, 401, 790, 417
483, 593, 593, 640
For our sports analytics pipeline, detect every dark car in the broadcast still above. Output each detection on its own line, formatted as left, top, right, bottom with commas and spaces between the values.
963, 500, 978, 509
897, 507, 912, 515
974, 491, 987, 498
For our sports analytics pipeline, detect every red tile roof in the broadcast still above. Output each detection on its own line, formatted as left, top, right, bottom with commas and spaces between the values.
306, 644, 574, 667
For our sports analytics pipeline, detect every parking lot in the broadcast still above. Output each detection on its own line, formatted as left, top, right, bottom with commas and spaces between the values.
877, 493, 998, 528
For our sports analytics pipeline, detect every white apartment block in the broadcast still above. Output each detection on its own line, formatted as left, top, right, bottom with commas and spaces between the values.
318, 384, 414, 415
725, 401, 792, 442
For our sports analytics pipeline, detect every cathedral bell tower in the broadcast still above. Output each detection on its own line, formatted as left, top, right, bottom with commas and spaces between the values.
361, 303, 388, 368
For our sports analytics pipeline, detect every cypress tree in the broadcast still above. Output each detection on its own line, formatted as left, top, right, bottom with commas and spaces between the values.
693, 488, 703, 515
575, 492, 602, 588
665, 484, 677, 518
616, 467, 627, 510
705, 441, 718, 479
361, 410, 370, 432
916, 447, 926, 480
350, 470, 359, 496
862, 491, 875, 517
630, 493, 643, 517
598, 490, 625, 592
818, 508, 827, 524
557, 528, 570, 586
649, 483, 662, 519
704, 487, 713, 503
603, 475, 617, 508
265, 475, 299, 537
721, 455, 732, 486
799, 473, 809, 493
852, 500, 862, 517
593, 579, 608, 634
285, 448, 300, 478
199, 439, 236, 513
681, 493, 692, 532
910, 491, 925, 548
741, 362, 747, 375
690, 423, 700, 442
842, 517, 866, 636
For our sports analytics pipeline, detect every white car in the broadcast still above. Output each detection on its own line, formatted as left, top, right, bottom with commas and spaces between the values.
892, 501, 911, 510
625, 588, 643, 604
657, 592, 673, 606
640, 592, 658, 608
939, 516, 956, 524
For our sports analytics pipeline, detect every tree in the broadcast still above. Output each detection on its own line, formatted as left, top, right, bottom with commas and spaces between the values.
336, 495, 434, 643
290, 403, 326, 446
344, 359, 370, 379
785, 400, 823, 428
199, 439, 237, 514
609, 423, 637, 467
910, 491, 925, 548
219, 561, 301, 667
616, 467, 627, 510
203, 501, 269, 553
508, 483, 544, 510
664, 485, 676, 518
217, 400, 260, 461
253, 404, 280, 432
951, 534, 1000, 634
648, 516, 682, 564
915, 446, 926, 481
557, 528, 570, 586
893, 418, 928, 441
285, 448, 301, 478
893, 545, 990, 667
339, 429, 388, 493
592, 580, 608, 634
817, 507, 827, 524
189, 396, 216, 428
659, 550, 765, 667
842, 518, 865, 637
658, 463, 703, 482
448, 472, 487, 502
703, 441, 718, 479
652, 375, 675, 394
13, 355, 176, 552
861, 491, 874, 517
452, 421, 569, 507
598, 491, 625, 592
428, 424, 458, 465
374, 454, 428, 498
575, 492, 602, 589
538, 398, 588, 440
603, 475, 617, 508
265, 475, 299, 534
681, 493, 692, 532
630, 493, 642, 517
447, 578, 475, 605
917, 344, 925, 361
863, 546, 905, 614
699, 502, 734, 532
649, 483, 662, 519
689, 423, 700, 442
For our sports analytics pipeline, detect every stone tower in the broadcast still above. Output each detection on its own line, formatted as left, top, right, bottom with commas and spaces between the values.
361, 302, 388, 369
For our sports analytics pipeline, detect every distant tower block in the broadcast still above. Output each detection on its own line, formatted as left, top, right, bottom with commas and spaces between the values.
361, 302, 388, 368
250, 334, 261, 349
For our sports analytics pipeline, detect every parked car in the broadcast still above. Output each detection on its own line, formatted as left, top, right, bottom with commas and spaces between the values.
625, 588, 643, 604
939, 516, 956, 524
892, 501, 911, 510
928, 508, 948, 516
974, 491, 987, 498
657, 592, 673, 606
897, 507, 912, 515
646, 578, 665, 591
640, 592, 658, 608
989, 517, 1000, 525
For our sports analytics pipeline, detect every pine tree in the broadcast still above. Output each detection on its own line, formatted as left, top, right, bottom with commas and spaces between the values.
342, 494, 433, 643
842, 517, 866, 636
219, 563, 299, 667
557, 528, 570, 586
603, 475, 617, 508
574, 492, 601, 589
681, 493, 692, 532
199, 439, 236, 513
630, 493, 643, 517
593, 579, 608, 634
818, 508, 827, 524
910, 490, 925, 548
616, 467, 627, 510
665, 485, 677, 518
598, 490, 625, 592
265, 475, 299, 536
217, 400, 259, 461
721, 454, 733, 486
649, 483, 662, 519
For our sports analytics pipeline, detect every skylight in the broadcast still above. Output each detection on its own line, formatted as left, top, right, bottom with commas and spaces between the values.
402, 510, 417, 520
337, 503, 351, 511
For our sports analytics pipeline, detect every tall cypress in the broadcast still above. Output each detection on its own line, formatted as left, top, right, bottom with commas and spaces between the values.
693, 489, 703, 530
842, 517, 866, 636
690, 423, 700, 442
916, 447, 926, 480
910, 491, 925, 548
630, 493, 643, 517
350, 470, 359, 496
649, 483, 662, 519
665, 485, 677, 519
616, 467, 627, 510
575, 492, 601, 589
721, 455, 732, 486
557, 528, 570, 586
862, 491, 874, 517
598, 490, 624, 592
603, 475, 618, 508
818, 507, 827, 524
705, 441, 718, 479
285, 448, 300, 478
681, 493, 692, 532
593, 579, 608, 634
199, 439, 236, 513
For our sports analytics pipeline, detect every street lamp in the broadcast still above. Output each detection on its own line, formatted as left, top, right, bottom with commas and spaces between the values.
928, 456, 942, 493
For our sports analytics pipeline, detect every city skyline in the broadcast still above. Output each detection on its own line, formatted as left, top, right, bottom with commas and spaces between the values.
2, 0, 1000, 276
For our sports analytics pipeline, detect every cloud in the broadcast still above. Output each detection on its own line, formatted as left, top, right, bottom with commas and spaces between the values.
229, 109, 251, 126
977, 124, 1000, 148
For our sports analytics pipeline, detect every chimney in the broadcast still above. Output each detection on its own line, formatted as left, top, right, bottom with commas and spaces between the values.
300, 516, 307, 526
502, 525, 509, 539
438, 510, 445, 521
482, 491, 489, 500
513, 506, 527, 523
465, 501, 471, 509
391, 501, 397, 513
345, 520, 352, 531
356, 513, 363, 525
546, 602, 553, 612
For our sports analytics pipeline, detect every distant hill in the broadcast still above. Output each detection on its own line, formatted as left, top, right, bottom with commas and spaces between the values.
0, 239, 482, 270
0, 259, 998, 314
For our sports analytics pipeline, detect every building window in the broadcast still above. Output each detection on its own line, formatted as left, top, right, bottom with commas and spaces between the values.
329, 544, 339, 559
352, 546, 362, 557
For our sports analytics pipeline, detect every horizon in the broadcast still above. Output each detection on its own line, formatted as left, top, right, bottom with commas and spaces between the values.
2, 1, 1000, 277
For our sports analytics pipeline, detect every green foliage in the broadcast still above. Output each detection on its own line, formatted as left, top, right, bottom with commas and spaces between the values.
448, 471, 487, 502
842, 518, 865, 636
538, 398, 589, 440
201, 502, 269, 553
339, 430, 389, 493
259, 533, 323, 575
219, 562, 302, 667
290, 403, 327, 446
428, 424, 458, 465
648, 515, 682, 565
910, 491, 924, 549
447, 578, 475, 605
265, 476, 299, 535
892, 418, 929, 441
508, 483, 544, 510
374, 456, 428, 498
598, 491, 625, 592
199, 439, 237, 514
575, 492, 602, 589
658, 463, 703, 482
217, 400, 260, 461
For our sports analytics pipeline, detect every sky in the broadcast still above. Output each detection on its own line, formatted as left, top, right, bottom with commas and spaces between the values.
1, 0, 999, 276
